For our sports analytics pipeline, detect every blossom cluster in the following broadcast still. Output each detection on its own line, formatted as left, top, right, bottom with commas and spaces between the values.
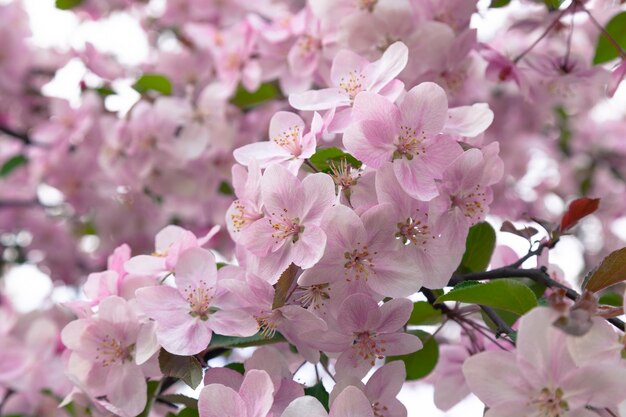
3, 0, 626, 416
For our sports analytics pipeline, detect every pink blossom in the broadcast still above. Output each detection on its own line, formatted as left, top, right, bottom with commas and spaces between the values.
430, 144, 503, 229
61, 296, 159, 417
281, 386, 375, 417
198, 369, 275, 417
135, 247, 257, 355
375, 162, 465, 289
124, 225, 219, 276
234, 111, 320, 173
289, 41, 408, 132
238, 164, 336, 282
343, 83, 462, 200
330, 361, 408, 417
308, 294, 421, 378
299, 204, 422, 298
463, 307, 626, 417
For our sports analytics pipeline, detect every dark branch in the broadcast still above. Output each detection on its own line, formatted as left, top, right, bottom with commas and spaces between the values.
0, 124, 32, 145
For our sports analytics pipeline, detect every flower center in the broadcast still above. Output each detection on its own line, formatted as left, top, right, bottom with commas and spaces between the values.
184, 281, 213, 320
339, 70, 365, 101
269, 213, 303, 243
343, 243, 376, 281
230, 200, 262, 232
352, 331, 386, 366
95, 335, 134, 367
356, 0, 378, 12
255, 310, 282, 338
396, 217, 431, 246
450, 186, 487, 224
329, 159, 360, 190
530, 387, 569, 417
371, 401, 389, 417
394, 125, 427, 160
272, 124, 302, 156
296, 284, 330, 310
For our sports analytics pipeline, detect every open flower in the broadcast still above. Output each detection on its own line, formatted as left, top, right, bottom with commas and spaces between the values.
463, 307, 626, 417
343, 83, 462, 200
135, 247, 257, 355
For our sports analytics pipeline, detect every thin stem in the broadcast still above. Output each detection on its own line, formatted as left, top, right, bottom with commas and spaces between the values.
303, 159, 320, 173
578, 1, 626, 59
562, 2, 576, 71
480, 305, 515, 338
513, 4, 573, 64
0, 124, 32, 145
450, 266, 626, 331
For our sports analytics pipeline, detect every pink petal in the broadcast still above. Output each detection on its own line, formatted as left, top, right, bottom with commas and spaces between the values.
261, 164, 305, 216
203, 368, 243, 391
124, 255, 165, 276
561, 364, 626, 409
377, 298, 412, 333
392, 159, 439, 201
208, 309, 258, 337
174, 247, 218, 292
337, 294, 381, 333
105, 364, 146, 417
157, 318, 212, 356
291, 224, 327, 269
281, 396, 328, 417
365, 361, 406, 402
199, 384, 247, 417
380, 333, 422, 356
289, 88, 351, 111
330, 49, 369, 87
234, 142, 291, 168
239, 370, 275, 417
463, 350, 529, 407
399, 82, 448, 138
343, 121, 395, 168
364, 41, 409, 93
330, 386, 375, 417
269, 111, 305, 142
301, 173, 336, 223
443, 103, 494, 137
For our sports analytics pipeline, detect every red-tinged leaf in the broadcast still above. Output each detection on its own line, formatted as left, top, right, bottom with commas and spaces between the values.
500, 220, 539, 240
560, 198, 600, 232
272, 263, 298, 309
584, 247, 626, 293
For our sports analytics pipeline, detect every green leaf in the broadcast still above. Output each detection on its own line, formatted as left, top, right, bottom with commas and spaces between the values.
308, 147, 362, 173
457, 222, 496, 273
159, 394, 198, 410
387, 330, 439, 380
56, 0, 83, 9
218, 181, 234, 196
436, 279, 538, 315
224, 362, 245, 374
490, 0, 510, 7
1, 154, 28, 177
544, 0, 564, 11
304, 382, 330, 411
209, 332, 286, 349
139, 381, 161, 417
133, 74, 173, 96
230, 82, 279, 109
599, 292, 624, 307
408, 301, 444, 325
584, 247, 626, 292
593, 12, 626, 64
158, 349, 203, 389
